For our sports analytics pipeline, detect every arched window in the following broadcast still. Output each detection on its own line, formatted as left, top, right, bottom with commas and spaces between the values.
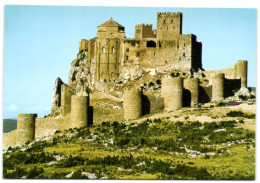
102, 47, 105, 53
146, 40, 156, 48
112, 47, 115, 54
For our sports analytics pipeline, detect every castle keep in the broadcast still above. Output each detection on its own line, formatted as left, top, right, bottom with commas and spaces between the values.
76, 12, 202, 84
3, 12, 248, 150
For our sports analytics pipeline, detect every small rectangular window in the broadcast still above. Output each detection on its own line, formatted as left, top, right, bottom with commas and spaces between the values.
126, 48, 129, 52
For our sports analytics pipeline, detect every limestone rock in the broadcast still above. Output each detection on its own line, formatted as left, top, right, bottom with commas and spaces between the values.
148, 68, 156, 76
51, 77, 64, 116
68, 51, 89, 84
67, 51, 92, 96
234, 87, 252, 97
119, 66, 144, 82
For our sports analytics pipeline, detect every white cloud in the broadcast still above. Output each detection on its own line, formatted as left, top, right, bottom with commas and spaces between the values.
7, 104, 19, 111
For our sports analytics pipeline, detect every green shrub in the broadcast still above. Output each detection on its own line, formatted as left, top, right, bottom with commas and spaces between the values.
74, 59, 80, 67
27, 167, 44, 179
69, 171, 89, 179
226, 111, 255, 118
3, 167, 26, 179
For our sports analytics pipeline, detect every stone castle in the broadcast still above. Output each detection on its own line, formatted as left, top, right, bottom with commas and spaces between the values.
3, 12, 248, 150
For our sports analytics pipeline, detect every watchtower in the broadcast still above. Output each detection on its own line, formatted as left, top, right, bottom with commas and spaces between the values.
156, 12, 182, 40
16, 113, 37, 145
70, 95, 89, 128
234, 60, 248, 88
161, 77, 183, 111
212, 73, 224, 101
79, 39, 88, 52
135, 24, 156, 39
123, 87, 142, 120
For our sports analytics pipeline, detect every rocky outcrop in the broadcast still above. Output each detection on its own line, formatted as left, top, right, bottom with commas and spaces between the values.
51, 77, 64, 116
234, 87, 255, 98
68, 51, 92, 96
118, 66, 144, 82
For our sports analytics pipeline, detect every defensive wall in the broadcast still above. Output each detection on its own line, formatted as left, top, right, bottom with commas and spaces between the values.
3, 59, 247, 149
203, 60, 247, 88
3, 12, 249, 150
3, 94, 91, 150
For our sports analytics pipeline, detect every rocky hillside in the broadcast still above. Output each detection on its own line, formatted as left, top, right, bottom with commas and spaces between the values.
3, 103, 255, 179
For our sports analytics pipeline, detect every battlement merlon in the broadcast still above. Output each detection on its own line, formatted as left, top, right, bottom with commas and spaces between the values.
157, 12, 182, 17
135, 24, 153, 28
135, 23, 156, 39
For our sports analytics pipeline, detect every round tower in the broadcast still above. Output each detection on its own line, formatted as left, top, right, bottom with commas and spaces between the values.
212, 73, 224, 101
70, 95, 89, 128
17, 113, 37, 145
184, 78, 199, 105
79, 39, 88, 52
123, 87, 142, 120
236, 60, 248, 88
161, 77, 183, 111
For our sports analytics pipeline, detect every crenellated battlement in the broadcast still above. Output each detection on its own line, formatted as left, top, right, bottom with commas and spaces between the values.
135, 23, 153, 27
156, 12, 183, 39
157, 12, 182, 17
3, 12, 249, 151
134, 23, 156, 39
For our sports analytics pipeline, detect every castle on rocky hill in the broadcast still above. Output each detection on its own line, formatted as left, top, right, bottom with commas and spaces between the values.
3, 12, 249, 150
71, 12, 202, 86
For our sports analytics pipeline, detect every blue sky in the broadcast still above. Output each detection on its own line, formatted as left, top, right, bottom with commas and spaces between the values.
3, 6, 257, 118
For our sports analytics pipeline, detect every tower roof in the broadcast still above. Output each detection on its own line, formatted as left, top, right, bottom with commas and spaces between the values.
99, 18, 124, 28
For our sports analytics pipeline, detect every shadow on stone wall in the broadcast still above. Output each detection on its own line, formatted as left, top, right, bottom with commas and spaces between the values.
224, 79, 241, 98
183, 89, 191, 107
199, 85, 211, 103
88, 106, 94, 126
141, 93, 164, 115
141, 94, 151, 115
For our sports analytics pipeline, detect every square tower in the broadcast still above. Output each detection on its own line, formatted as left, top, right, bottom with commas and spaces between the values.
135, 24, 156, 39
156, 12, 182, 40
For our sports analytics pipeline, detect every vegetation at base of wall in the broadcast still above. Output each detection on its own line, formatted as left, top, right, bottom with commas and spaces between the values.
3, 119, 255, 180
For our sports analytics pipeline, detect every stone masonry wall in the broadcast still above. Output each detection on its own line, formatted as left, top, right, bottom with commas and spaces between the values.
35, 116, 70, 139
3, 130, 18, 150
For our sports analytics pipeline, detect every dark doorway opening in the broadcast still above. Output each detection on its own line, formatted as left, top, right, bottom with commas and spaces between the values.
183, 89, 191, 107
147, 40, 156, 47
